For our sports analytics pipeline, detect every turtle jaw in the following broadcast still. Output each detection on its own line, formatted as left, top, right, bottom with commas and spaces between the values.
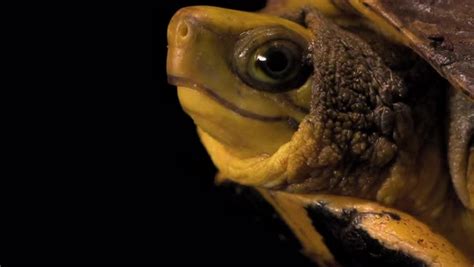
171, 82, 296, 159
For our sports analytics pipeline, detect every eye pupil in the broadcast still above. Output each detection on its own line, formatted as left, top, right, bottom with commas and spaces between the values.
256, 48, 292, 79
265, 50, 288, 73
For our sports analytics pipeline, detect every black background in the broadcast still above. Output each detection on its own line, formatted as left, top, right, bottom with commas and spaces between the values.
2, 1, 313, 265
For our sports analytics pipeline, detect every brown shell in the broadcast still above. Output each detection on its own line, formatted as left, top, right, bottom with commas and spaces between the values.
360, 0, 474, 100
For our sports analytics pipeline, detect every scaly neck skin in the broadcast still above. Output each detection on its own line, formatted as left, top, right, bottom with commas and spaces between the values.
284, 9, 474, 242
286, 10, 415, 198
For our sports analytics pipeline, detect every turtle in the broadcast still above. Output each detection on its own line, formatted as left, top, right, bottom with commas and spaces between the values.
166, 0, 474, 265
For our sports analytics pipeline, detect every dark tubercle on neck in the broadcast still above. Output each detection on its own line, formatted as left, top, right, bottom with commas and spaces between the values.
286, 9, 445, 198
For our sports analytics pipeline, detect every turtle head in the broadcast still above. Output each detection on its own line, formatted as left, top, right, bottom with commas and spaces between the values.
166, 6, 439, 204
167, 6, 316, 186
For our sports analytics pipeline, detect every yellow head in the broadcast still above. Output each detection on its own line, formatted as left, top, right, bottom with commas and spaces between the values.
167, 6, 316, 186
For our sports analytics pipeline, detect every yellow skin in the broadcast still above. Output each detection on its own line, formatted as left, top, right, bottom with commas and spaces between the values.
167, 1, 473, 264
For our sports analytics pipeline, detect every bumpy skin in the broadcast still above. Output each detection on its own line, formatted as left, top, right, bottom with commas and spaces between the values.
285, 10, 433, 197
167, 1, 474, 265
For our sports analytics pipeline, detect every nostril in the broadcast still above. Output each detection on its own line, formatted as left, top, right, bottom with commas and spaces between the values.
177, 21, 190, 39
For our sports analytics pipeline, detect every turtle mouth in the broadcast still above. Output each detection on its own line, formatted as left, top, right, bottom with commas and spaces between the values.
168, 75, 294, 123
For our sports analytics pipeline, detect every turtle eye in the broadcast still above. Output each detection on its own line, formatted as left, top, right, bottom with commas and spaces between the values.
233, 27, 312, 93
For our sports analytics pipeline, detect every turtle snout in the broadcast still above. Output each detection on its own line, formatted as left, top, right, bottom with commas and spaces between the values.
167, 7, 204, 48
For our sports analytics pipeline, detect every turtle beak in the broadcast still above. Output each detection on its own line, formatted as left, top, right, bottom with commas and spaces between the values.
166, 7, 234, 90
166, 7, 199, 85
